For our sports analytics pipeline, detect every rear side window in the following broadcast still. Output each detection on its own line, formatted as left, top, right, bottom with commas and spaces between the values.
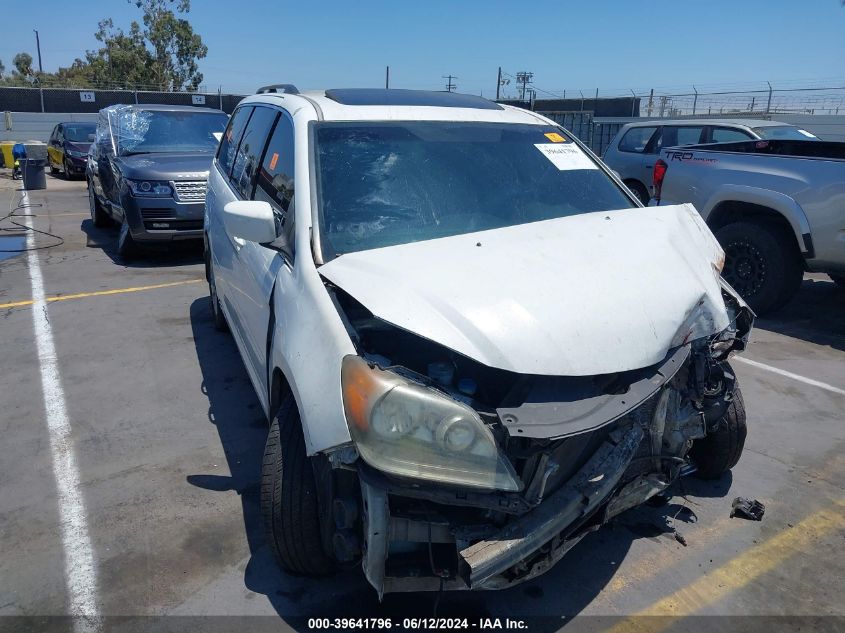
658, 126, 705, 149
217, 106, 252, 177
618, 126, 657, 153
254, 113, 296, 250
231, 106, 278, 198
711, 127, 752, 143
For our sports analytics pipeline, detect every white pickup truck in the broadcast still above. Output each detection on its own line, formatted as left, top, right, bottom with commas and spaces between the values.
652, 139, 845, 314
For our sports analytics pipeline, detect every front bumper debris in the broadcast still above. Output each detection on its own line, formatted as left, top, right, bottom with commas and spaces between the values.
459, 423, 643, 587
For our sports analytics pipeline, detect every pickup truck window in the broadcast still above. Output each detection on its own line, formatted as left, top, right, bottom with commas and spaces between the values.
658, 126, 705, 150
711, 127, 753, 143
753, 126, 818, 141
314, 122, 633, 256
618, 126, 657, 153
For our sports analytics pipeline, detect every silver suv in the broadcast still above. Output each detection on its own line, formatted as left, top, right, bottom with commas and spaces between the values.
204, 86, 753, 596
603, 119, 818, 203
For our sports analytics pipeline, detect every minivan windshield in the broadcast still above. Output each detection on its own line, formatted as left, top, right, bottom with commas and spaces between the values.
63, 123, 96, 143
115, 109, 228, 155
314, 122, 633, 256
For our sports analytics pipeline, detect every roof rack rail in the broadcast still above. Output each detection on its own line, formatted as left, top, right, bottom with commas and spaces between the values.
256, 84, 299, 95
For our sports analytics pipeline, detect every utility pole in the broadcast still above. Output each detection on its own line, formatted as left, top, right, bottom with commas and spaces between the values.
385, 66, 389, 89
496, 67, 501, 101
515, 71, 533, 101
443, 75, 457, 92
33, 30, 43, 74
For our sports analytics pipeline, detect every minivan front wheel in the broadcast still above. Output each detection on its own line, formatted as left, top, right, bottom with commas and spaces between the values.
690, 387, 747, 479
261, 397, 336, 576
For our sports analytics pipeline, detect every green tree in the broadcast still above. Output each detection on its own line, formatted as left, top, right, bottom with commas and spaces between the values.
85, 19, 156, 88
88, 0, 207, 90
13, 52, 33, 77
0, 58, 5, 78
134, 0, 207, 90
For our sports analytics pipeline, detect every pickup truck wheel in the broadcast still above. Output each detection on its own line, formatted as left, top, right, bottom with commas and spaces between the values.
716, 221, 803, 315
88, 181, 110, 228
261, 397, 336, 576
690, 387, 747, 479
830, 274, 845, 289
625, 181, 650, 205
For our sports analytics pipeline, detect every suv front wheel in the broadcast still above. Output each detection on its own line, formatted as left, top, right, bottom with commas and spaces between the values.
261, 396, 336, 576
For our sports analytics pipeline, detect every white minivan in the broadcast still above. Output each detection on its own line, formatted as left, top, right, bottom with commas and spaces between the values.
204, 86, 754, 596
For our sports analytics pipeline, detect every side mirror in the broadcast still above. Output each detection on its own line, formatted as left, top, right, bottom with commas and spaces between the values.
223, 200, 277, 244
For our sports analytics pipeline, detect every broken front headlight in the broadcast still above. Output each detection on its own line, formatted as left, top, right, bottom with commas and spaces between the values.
341, 355, 521, 492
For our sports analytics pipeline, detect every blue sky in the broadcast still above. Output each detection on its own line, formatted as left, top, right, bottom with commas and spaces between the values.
2, 0, 844, 96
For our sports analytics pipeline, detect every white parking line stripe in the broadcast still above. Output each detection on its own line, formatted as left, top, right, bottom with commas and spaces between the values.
735, 356, 845, 397
21, 192, 100, 632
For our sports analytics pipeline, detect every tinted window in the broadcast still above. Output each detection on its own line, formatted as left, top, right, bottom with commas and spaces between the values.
315, 122, 632, 256
231, 106, 278, 198
657, 126, 704, 149
711, 127, 752, 143
618, 126, 657, 153
254, 113, 296, 250
753, 126, 818, 141
218, 106, 252, 176
63, 123, 96, 143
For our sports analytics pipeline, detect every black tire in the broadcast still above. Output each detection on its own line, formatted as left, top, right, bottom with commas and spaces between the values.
830, 274, 845, 289
64, 158, 73, 179
207, 255, 229, 332
261, 397, 335, 576
625, 181, 650, 205
117, 214, 138, 259
691, 388, 747, 479
88, 180, 110, 228
716, 221, 803, 315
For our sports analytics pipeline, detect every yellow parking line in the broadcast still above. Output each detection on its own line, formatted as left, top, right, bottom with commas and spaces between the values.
0, 279, 202, 309
606, 499, 845, 632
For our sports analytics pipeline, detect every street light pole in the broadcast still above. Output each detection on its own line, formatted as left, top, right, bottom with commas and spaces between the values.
33, 30, 43, 74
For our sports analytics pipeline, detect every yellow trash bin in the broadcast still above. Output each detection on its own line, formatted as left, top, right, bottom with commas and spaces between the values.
1, 142, 16, 169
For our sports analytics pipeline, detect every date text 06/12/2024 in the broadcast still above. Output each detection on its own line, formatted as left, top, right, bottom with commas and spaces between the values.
307, 618, 529, 629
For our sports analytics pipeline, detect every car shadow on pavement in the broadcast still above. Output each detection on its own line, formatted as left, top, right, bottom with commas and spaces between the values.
80, 218, 204, 268
186, 297, 736, 627
756, 277, 845, 351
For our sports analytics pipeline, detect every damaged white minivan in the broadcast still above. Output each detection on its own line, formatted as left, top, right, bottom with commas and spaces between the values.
204, 87, 754, 596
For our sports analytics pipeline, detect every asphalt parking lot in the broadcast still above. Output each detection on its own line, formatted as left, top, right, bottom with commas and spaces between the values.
1, 174, 843, 631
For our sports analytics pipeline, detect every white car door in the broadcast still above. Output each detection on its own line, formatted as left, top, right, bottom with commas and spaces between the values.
224, 106, 294, 405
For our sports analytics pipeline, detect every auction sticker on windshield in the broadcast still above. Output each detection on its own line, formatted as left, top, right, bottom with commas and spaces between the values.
534, 143, 597, 171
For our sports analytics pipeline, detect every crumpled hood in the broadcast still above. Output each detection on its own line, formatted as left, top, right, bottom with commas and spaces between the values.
320, 204, 730, 376
115, 152, 213, 180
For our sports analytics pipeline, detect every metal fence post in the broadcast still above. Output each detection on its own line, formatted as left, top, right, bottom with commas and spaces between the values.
766, 81, 772, 114
692, 86, 698, 115
134, 90, 139, 104
39, 87, 45, 113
